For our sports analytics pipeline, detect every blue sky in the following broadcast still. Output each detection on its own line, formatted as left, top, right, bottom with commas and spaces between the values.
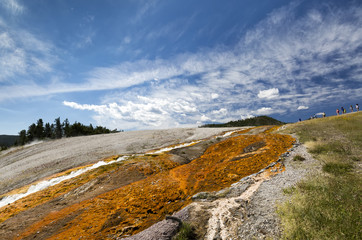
1, 0, 361, 134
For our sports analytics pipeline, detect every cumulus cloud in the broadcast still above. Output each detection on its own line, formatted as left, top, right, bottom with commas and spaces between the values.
297, 105, 309, 110
63, 96, 200, 129
253, 107, 274, 115
200, 115, 210, 122
257, 88, 279, 99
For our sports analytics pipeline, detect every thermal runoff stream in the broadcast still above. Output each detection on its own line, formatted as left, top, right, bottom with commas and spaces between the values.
0, 156, 128, 208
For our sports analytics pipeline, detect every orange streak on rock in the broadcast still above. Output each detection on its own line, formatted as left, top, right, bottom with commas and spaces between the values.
0, 156, 123, 223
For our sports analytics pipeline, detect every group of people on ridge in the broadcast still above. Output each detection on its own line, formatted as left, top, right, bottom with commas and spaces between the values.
336, 104, 359, 115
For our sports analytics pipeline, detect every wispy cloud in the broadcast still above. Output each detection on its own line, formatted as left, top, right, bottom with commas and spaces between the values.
0, 25, 57, 84
78, 3, 360, 128
131, 0, 160, 24
0, 0, 24, 15
2, 1, 362, 129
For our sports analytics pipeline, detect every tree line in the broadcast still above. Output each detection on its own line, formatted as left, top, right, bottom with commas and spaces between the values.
200, 116, 285, 128
16, 117, 117, 146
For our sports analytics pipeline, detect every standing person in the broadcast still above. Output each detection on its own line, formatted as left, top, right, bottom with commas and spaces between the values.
341, 107, 345, 114
336, 109, 340, 115
356, 104, 359, 112
323, 112, 326, 118
350, 105, 354, 112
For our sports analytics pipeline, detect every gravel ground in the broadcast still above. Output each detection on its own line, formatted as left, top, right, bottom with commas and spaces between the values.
236, 139, 322, 239
0, 127, 241, 196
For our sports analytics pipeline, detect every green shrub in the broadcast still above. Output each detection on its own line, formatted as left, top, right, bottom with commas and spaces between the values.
173, 222, 197, 240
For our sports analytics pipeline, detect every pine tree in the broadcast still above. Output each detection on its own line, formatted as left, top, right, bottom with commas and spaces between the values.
27, 123, 36, 141
50, 123, 56, 139
63, 118, 71, 137
19, 130, 27, 145
44, 123, 52, 138
35, 119, 45, 139
54, 117, 63, 139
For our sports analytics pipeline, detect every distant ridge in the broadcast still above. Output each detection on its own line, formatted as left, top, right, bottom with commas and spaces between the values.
200, 116, 285, 128
0, 135, 19, 147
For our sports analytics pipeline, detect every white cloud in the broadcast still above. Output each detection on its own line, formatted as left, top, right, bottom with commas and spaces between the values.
211, 93, 219, 99
63, 96, 200, 129
297, 105, 309, 110
240, 114, 255, 120
200, 115, 210, 122
257, 88, 279, 99
63, 101, 107, 112
253, 107, 273, 115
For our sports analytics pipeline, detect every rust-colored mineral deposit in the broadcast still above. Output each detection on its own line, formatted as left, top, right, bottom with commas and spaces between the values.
9, 130, 294, 240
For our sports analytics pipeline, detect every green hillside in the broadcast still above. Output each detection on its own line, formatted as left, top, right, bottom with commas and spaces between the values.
201, 115, 285, 128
